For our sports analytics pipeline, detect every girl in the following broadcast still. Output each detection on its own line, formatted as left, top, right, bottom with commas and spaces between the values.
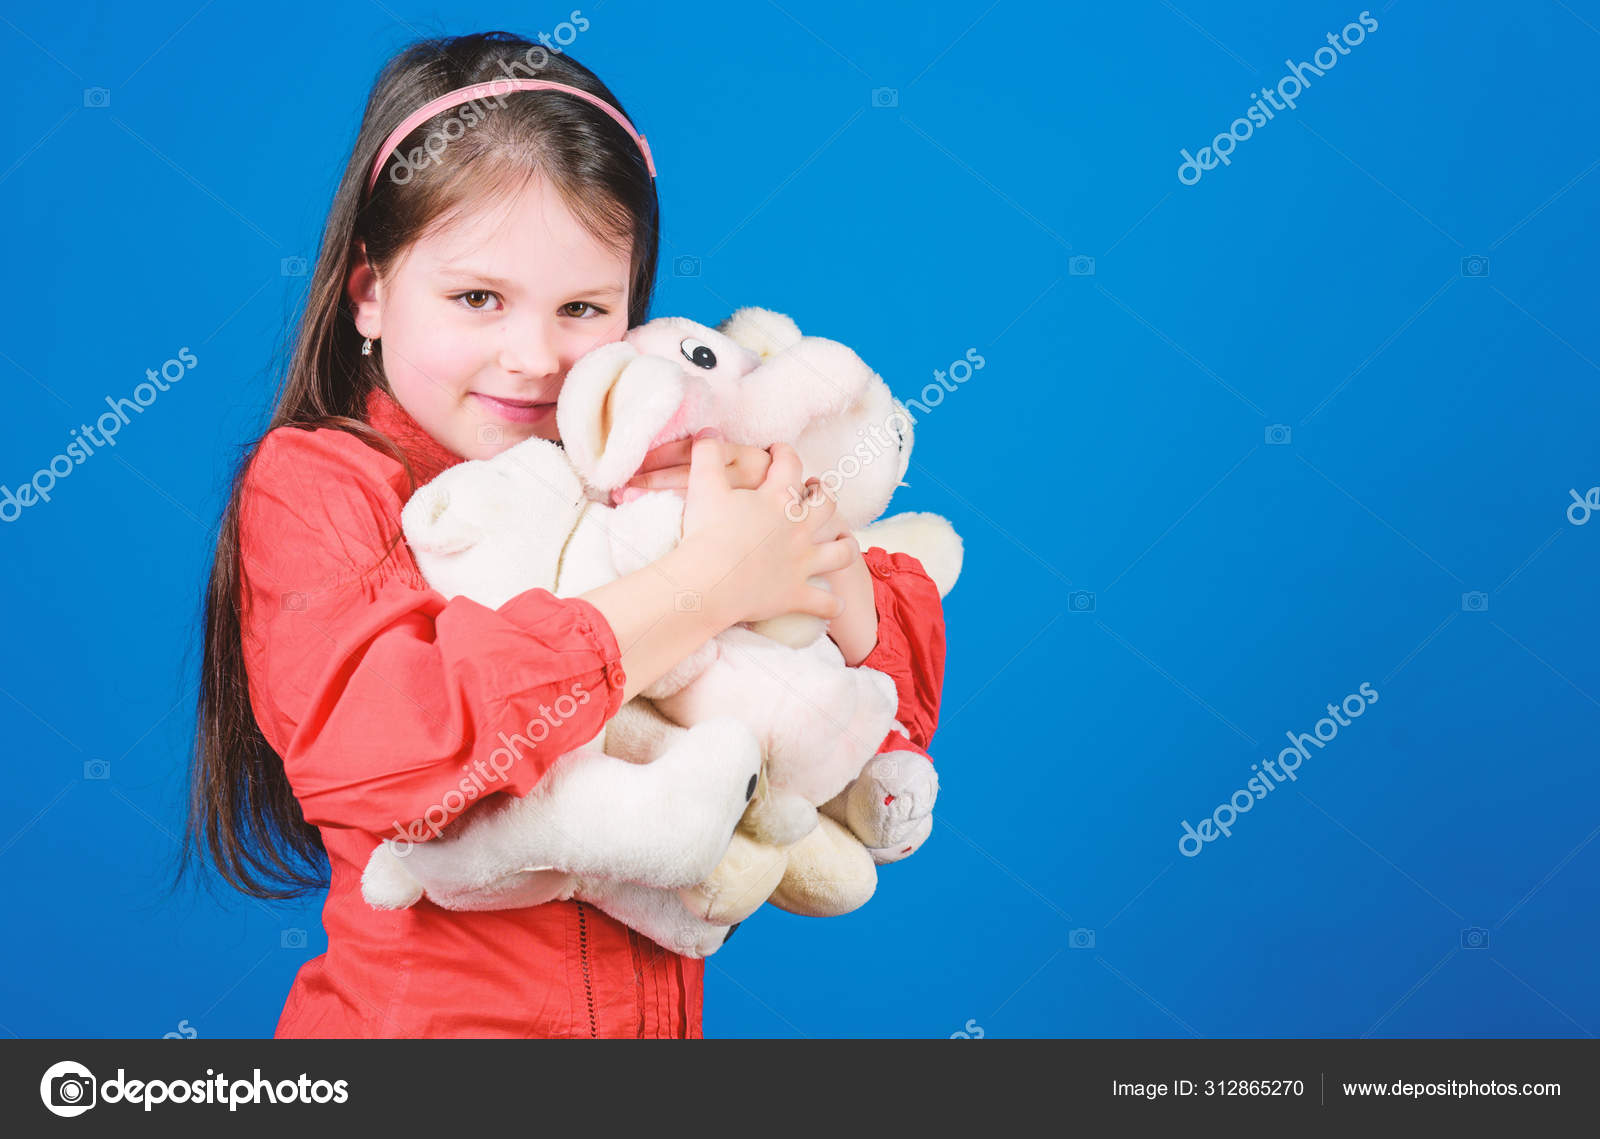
181, 31, 947, 1038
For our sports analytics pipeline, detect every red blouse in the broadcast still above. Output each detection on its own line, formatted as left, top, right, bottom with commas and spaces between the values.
238, 386, 947, 1037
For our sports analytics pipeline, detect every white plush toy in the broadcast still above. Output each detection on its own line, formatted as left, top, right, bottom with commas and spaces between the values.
360, 308, 962, 955
563, 309, 961, 921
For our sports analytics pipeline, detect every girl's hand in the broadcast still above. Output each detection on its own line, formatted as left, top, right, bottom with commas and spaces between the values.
802, 485, 847, 541
800, 483, 881, 665
614, 436, 771, 503
676, 430, 856, 629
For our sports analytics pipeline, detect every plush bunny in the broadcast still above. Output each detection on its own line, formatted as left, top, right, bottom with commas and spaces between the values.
360, 309, 962, 953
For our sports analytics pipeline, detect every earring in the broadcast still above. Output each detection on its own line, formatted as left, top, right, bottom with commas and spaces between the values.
362, 337, 375, 356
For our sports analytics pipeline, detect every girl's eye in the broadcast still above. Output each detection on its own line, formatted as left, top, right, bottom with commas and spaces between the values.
454, 290, 500, 311
451, 293, 608, 316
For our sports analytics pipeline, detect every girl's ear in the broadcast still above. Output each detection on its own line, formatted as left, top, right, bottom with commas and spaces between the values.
347, 240, 382, 339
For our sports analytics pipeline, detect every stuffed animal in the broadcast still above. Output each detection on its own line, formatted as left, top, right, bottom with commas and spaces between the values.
558, 307, 962, 923
360, 309, 962, 954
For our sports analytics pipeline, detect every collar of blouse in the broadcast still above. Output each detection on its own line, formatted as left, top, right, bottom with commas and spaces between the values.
364, 386, 467, 489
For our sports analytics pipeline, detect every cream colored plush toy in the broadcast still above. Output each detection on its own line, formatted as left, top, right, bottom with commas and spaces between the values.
359, 308, 962, 955
562, 308, 962, 925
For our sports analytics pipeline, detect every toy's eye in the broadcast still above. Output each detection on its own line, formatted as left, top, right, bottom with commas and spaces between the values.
680, 338, 717, 369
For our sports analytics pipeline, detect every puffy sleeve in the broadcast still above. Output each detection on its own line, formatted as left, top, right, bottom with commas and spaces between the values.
236, 426, 627, 842
857, 546, 947, 753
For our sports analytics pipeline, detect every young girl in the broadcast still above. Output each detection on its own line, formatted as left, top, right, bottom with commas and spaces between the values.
182, 31, 947, 1038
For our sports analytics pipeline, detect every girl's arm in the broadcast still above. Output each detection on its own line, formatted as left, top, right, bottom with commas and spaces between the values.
820, 544, 878, 666
847, 548, 948, 753
239, 429, 852, 844
238, 428, 636, 842
805, 506, 947, 753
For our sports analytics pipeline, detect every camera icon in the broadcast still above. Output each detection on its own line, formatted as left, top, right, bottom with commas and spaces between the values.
1460, 256, 1490, 277
673, 255, 701, 277
675, 590, 702, 612
1461, 591, 1489, 612
281, 927, 308, 949
1069, 927, 1096, 949
1460, 926, 1489, 949
1068, 255, 1096, 276
280, 255, 308, 277
83, 760, 110, 781
478, 424, 503, 445
1067, 590, 1096, 613
50, 1071, 96, 1112
870, 87, 899, 108
83, 87, 111, 108
1265, 423, 1292, 445
281, 590, 307, 612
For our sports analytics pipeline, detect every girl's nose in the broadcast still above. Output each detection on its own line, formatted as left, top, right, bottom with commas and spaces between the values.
497, 318, 562, 380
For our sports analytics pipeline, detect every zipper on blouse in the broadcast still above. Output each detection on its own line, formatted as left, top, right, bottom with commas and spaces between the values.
574, 901, 597, 1038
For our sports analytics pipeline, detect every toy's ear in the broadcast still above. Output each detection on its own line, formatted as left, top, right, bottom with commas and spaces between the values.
716, 307, 803, 361
852, 511, 965, 597
558, 342, 686, 492
401, 480, 483, 557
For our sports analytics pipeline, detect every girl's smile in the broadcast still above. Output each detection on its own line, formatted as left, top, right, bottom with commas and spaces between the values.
470, 393, 558, 424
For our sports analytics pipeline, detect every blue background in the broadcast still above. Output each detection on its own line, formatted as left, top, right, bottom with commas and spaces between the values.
2, 0, 1597, 1039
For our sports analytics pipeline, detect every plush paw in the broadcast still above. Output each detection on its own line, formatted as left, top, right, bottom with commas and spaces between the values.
767, 814, 878, 916
678, 830, 790, 926
361, 842, 425, 909
836, 749, 939, 851
647, 719, 763, 885
425, 868, 576, 911
662, 918, 740, 960
582, 879, 739, 960
642, 911, 738, 960
741, 777, 818, 848
861, 811, 933, 865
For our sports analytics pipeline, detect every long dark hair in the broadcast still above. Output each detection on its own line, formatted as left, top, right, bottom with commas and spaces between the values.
178, 31, 661, 900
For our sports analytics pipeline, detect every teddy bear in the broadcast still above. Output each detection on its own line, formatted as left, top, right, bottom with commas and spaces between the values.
360, 308, 961, 954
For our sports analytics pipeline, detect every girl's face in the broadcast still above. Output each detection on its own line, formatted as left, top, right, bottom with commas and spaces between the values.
348, 175, 632, 460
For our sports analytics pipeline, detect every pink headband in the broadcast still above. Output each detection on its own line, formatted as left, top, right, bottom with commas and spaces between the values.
366, 78, 656, 194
